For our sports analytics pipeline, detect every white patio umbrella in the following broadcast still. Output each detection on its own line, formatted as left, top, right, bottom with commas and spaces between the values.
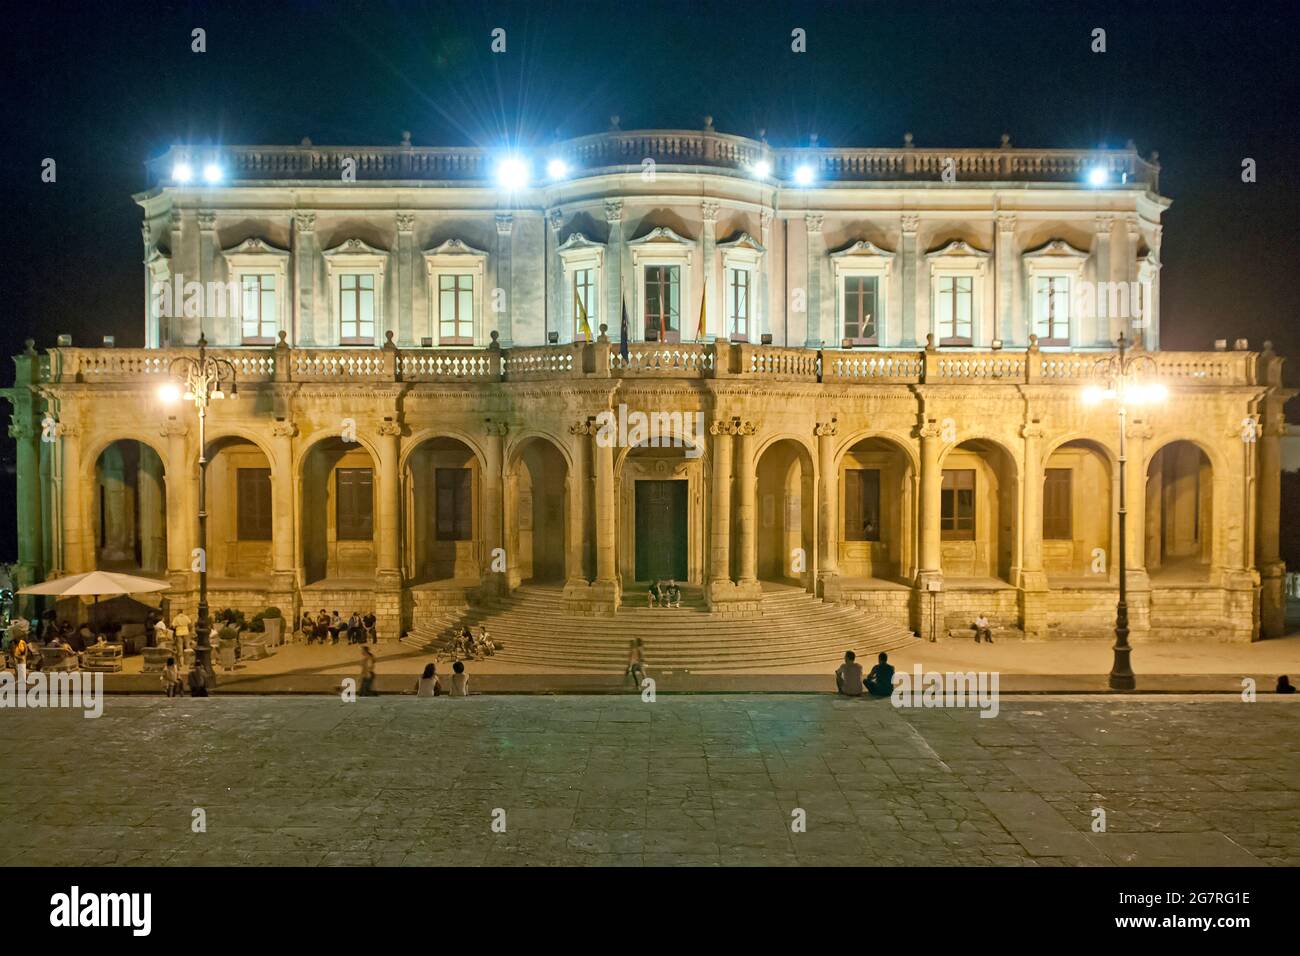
19, 570, 171, 599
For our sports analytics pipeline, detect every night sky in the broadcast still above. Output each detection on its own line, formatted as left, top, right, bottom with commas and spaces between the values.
2, 0, 1298, 561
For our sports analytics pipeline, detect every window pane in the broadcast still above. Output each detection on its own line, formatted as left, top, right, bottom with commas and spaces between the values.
336, 468, 374, 540
1043, 468, 1073, 539
236, 468, 273, 540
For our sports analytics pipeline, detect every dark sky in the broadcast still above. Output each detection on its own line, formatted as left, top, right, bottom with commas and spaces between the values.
2, 0, 1298, 561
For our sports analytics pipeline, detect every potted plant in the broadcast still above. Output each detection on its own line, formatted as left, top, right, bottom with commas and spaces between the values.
217, 622, 239, 669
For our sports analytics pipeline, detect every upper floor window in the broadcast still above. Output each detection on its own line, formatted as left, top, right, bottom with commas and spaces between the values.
843, 469, 881, 542
843, 275, 879, 345
438, 274, 475, 346
726, 266, 751, 341
941, 469, 975, 540
935, 275, 973, 345
339, 273, 376, 344
240, 274, 277, 343
644, 265, 680, 342
336, 468, 373, 540
1034, 275, 1071, 346
573, 267, 596, 341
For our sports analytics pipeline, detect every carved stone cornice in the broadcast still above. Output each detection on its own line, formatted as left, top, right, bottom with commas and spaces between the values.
396, 213, 415, 234
294, 211, 316, 234
603, 200, 623, 225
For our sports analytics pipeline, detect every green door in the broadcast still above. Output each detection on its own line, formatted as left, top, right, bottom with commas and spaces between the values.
635, 480, 688, 582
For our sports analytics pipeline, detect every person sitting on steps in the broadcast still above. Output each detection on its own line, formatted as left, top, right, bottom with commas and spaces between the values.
666, 580, 682, 608
973, 613, 993, 643
647, 580, 662, 607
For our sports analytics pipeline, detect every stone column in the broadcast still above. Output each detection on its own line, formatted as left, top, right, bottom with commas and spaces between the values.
547, 208, 564, 342
138, 446, 167, 572
604, 201, 623, 329
1259, 413, 1286, 637
376, 419, 402, 580
735, 421, 759, 587
804, 214, 823, 346
162, 419, 191, 588
293, 211, 318, 346
483, 422, 507, 594
915, 416, 944, 638
1146, 229, 1163, 350
1125, 420, 1153, 636
8, 414, 43, 592
58, 421, 86, 575
396, 213, 416, 346
701, 201, 718, 340
1093, 215, 1114, 345
815, 419, 839, 595
197, 211, 219, 341
708, 419, 734, 599
495, 214, 513, 347
901, 214, 919, 346
1017, 422, 1049, 637
759, 210, 773, 341
995, 213, 1017, 344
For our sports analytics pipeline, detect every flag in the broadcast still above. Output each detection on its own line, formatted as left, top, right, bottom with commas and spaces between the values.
619, 295, 630, 362
696, 279, 707, 341
576, 291, 593, 343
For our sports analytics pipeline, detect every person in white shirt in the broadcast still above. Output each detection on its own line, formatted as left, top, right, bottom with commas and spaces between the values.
450, 660, 469, 697
835, 650, 864, 697
415, 663, 442, 697
974, 614, 992, 643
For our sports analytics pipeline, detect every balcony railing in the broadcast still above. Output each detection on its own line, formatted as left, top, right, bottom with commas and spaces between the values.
147, 129, 1159, 188
34, 339, 1267, 388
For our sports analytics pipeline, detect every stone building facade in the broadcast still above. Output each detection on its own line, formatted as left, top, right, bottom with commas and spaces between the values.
3, 125, 1291, 643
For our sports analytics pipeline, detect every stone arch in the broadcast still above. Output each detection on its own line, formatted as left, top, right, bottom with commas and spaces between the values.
506, 435, 571, 586
1145, 438, 1217, 580
82, 432, 170, 482
298, 434, 378, 585
205, 434, 277, 580
90, 439, 168, 574
838, 432, 918, 583
755, 437, 816, 589
404, 434, 483, 585
939, 436, 1019, 582
1043, 437, 1115, 580
833, 428, 921, 476
400, 426, 487, 474
619, 441, 704, 587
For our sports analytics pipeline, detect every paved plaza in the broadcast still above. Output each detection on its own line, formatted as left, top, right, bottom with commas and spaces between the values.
1, 694, 1297, 867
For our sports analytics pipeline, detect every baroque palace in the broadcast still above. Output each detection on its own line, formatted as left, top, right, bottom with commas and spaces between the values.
3, 121, 1291, 649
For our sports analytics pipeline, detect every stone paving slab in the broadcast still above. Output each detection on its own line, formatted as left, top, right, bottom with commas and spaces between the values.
1, 695, 1296, 867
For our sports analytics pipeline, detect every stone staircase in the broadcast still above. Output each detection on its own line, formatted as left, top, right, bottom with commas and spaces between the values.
401, 582, 916, 673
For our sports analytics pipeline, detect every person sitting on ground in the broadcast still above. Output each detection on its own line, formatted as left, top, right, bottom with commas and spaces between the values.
363, 611, 377, 644
415, 663, 442, 698
973, 613, 992, 644
647, 580, 661, 607
865, 652, 895, 698
450, 660, 469, 697
835, 651, 864, 697
1277, 675, 1296, 694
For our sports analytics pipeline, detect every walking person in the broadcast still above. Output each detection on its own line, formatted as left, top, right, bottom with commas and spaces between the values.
626, 638, 647, 689
359, 646, 378, 697
162, 657, 182, 698
415, 663, 442, 697
363, 610, 377, 644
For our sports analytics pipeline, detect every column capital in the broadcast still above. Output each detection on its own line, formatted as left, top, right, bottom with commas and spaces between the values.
569, 419, 598, 436
603, 199, 623, 224
495, 214, 514, 236
8, 416, 35, 441
759, 209, 774, 230
1126, 422, 1155, 441
805, 213, 824, 234
547, 207, 563, 233
918, 419, 943, 441
484, 420, 509, 438
701, 200, 720, 223
1094, 213, 1115, 232
270, 420, 298, 438
159, 419, 190, 439
709, 419, 734, 437
196, 210, 217, 231
900, 213, 920, 234
293, 211, 316, 234
736, 420, 758, 436
814, 419, 839, 438
54, 421, 79, 439
1020, 422, 1047, 439
395, 212, 415, 233
377, 419, 403, 438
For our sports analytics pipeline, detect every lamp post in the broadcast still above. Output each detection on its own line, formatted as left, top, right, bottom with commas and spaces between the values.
1082, 333, 1166, 691
159, 334, 238, 677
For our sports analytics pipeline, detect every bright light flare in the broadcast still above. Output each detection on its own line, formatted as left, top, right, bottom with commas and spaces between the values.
172, 163, 193, 183
495, 156, 530, 191
793, 164, 815, 186
546, 158, 569, 180
1087, 166, 1108, 186
202, 163, 223, 183
158, 383, 181, 403
751, 159, 771, 179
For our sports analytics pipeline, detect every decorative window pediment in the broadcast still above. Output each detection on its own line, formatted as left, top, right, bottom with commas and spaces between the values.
324, 239, 389, 347
1022, 238, 1090, 274
717, 232, 766, 255
221, 238, 290, 345
557, 232, 606, 258
925, 239, 990, 272
830, 239, 896, 265
423, 238, 489, 260
831, 241, 894, 347
221, 237, 290, 261
423, 239, 488, 347
628, 226, 694, 250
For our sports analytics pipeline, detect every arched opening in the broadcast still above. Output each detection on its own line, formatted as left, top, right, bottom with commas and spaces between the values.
839, 436, 915, 584
1043, 439, 1113, 583
619, 442, 702, 587
207, 436, 275, 581
940, 439, 1017, 583
405, 437, 481, 585
756, 439, 815, 589
506, 437, 568, 586
92, 440, 167, 574
1146, 440, 1213, 582
300, 437, 377, 585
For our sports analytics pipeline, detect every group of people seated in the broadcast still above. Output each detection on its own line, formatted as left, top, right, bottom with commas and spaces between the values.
646, 579, 682, 608
301, 609, 377, 645
450, 626, 496, 660
415, 660, 471, 697
2, 618, 101, 672
835, 650, 895, 698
